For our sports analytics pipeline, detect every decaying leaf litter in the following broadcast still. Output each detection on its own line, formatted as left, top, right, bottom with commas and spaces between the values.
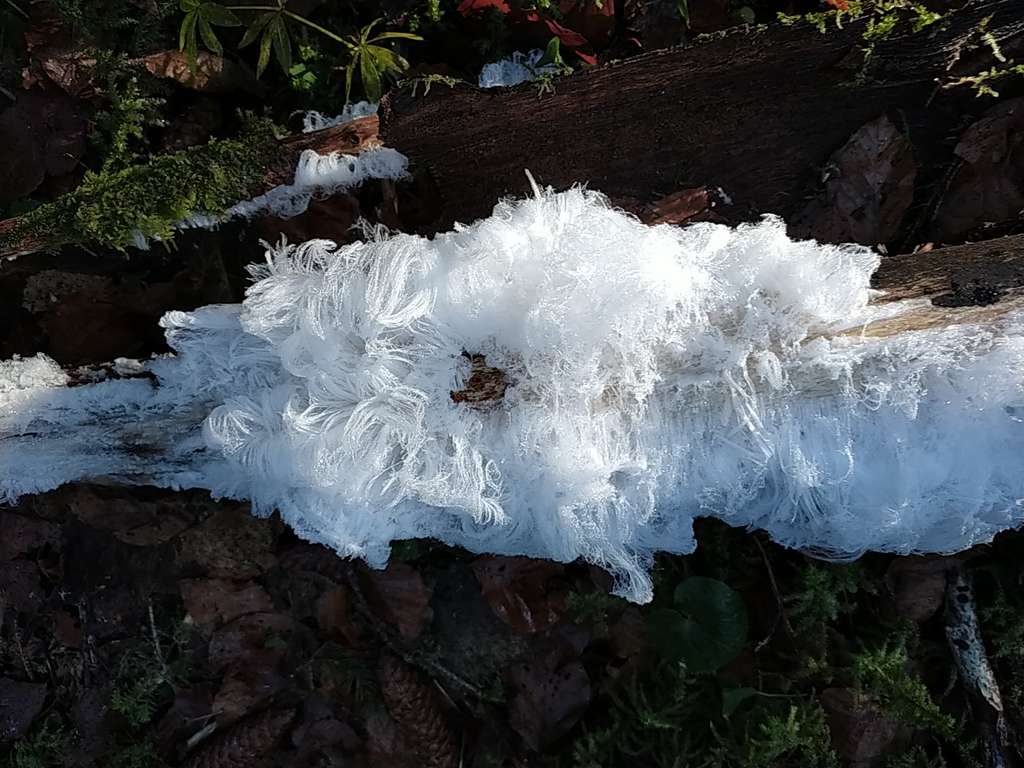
2, 0, 1024, 766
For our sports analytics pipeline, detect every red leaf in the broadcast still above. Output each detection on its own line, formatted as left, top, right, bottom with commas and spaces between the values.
458, 0, 510, 13
537, 15, 588, 47
825, 0, 849, 9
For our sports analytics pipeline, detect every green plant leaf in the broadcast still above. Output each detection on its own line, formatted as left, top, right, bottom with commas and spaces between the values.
721, 686, 759, 717
538, 36, 563, 68
368, 31, 424, 43
360, 18, 384, 43
344, 59, 355, 104
646, 608, 690, 663
677, 0, 690, 26
257, 26, 272, 77
360, 49, 382, 102
199, 2, 240, 26
270, 15, 292, 72
238, 11, 274, 48
367, 44, 408, 75
198, 18, 222, 55
671, 576, 748, 673
179, 0, 199, 11
178, 10, 197, 52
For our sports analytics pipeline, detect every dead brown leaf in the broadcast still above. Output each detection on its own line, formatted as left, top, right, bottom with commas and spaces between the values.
793, 114, 916, 245
608, 605, 646, 660
176, 506, 277, 580
52, 609, 83, 648
156, 686, 214, 756
0, 560, 43, 612
506, 628, 592, 750
933, 97, 1024, 242
67, 486, 194, 546
0, 512, 60, 560
472, 556, 567, 634
363, 562, 433, 641
316, 585, 369, 648
181, 579, 274, 632
820, 687, 906, 766
207, 613, 301, 672
212, 655, 288, 725
0, 678, 47, 743
884, 555, 961, 623
136, 51, 263, 95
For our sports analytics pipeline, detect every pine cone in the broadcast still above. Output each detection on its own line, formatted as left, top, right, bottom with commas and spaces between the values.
377, 653, 458, 768
185, 708, 295, 768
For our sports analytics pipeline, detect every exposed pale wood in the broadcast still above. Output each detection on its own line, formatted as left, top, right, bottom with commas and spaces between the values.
872, 233, 1024, 305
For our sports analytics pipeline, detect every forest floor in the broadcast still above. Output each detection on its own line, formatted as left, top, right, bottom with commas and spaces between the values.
1, 1, 1024, 767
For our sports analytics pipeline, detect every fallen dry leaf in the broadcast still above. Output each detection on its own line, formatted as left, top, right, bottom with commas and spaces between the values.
363, 562, 433, 641
176, 506, 277, 580
156, 686, 214, 756
793, 114, 916, 245
506, 628, 592, 750
67, 486, 195, 546
212, 655, 289, 725
642, 187, 711, 226
0, 560, 43, 612
932, 97, 1024, 242
0, 678, 47, 743
457, 0, 511, 13
52, 609, 82, 648
207, 613, 302, 672
181, 578, 275, 632
0, 512, 60, 560
820, 687, 905, 766
72, 686, 119, 763
472, 555, 567, 634
885, 555, 961, 623
136, 51, 263, 94
316, 585, 369, 648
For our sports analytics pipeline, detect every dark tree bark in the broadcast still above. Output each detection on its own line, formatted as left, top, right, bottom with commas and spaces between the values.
380, 0, 1024, 237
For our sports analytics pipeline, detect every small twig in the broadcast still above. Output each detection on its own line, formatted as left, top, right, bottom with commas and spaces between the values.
753, 534, 792, 652
148, 601, 169, 680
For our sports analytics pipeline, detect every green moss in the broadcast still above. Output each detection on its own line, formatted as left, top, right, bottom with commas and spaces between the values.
852, 645, 956, 737
8, 719, 72, 768
1, 118, 278, 251
777, 1, 942, 39
746, 701, 839, 768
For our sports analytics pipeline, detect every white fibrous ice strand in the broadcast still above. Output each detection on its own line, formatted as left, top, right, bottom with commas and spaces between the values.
1, 186, 1023, 603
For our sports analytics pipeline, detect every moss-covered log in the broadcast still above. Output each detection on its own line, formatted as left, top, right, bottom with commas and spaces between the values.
0, 115, 381, 258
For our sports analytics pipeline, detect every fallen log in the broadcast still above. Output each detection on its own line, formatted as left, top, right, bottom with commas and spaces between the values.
0, 115, 382, 260
380, 0, 1024, 237
2, 184, 1023, 604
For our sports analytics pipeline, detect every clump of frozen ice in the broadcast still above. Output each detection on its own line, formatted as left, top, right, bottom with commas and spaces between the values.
302, 102, 378, 133
3, 186, 1023, 602
479, 49, 559, 88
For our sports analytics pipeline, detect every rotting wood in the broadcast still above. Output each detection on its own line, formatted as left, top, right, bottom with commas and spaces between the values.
380, 0, 1024, 237
0, 115, 382, 261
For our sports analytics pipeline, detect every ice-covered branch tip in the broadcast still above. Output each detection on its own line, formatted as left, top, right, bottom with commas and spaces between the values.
2, 186, 1024, 603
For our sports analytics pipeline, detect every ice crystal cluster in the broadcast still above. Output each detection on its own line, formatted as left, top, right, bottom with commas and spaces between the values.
479, 50, 559, 88
2, 187, 1023, 601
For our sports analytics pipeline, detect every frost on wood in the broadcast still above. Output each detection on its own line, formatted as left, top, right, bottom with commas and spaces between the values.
2, 188, 1024, 602
478, 50, 558, 88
